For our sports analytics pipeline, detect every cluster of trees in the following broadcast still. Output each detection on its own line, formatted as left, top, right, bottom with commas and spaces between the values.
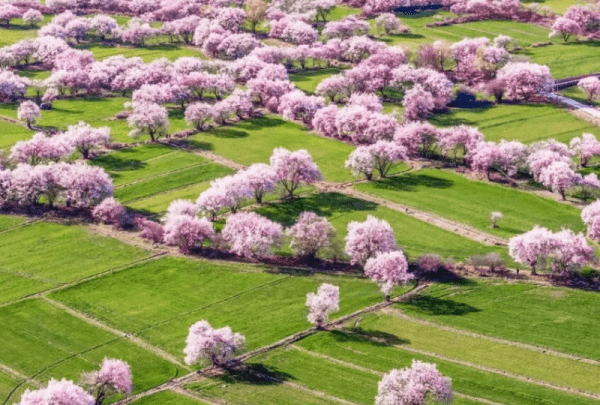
550, 4, 600, 41
18, 358, 131, 405
508, 226, 594, 274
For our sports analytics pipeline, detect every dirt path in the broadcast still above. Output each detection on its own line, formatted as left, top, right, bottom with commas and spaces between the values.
41, 296, 191, 371
170, 386, 224, 405
546, 92, 600, 127
382, 308, 600, 367
324, 185, 507, 247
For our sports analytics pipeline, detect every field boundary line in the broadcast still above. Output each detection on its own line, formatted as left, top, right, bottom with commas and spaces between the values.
0, 218, 42, 236
347, 330, 600, 401
0, 363, 41, 388
291, 345, 505, 405
113, 162, 211, 189
41, 296, 191, 371
0, 253, 166, 309
170, 386, 224, 405
383, 308, 600, 367
333, 187, 507, 247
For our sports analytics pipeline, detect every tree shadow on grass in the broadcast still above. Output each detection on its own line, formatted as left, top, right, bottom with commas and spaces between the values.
370, 173, 453, 192
400, 295, 481, 316
239, 116, 288, 130
180, 138, 214, 151
91, 154, 146, 174
289, 68, 343, 83
209, 128, 249, 138
219, 363, 295, 385
255, 193, 378, 227
330, 328, 411, 346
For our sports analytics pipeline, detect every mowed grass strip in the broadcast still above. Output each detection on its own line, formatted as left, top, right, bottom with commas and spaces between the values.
188, 116, 357, 182
129, 390, 211, 405
355, 169, 585, 238
294, 331, 600, 405
396, 280, 600, 361
0, 214, 27, 232
0, 300, 178, 400
429, 103, 600, 144
50, 256, 396, 361
359, 311, 600, 394
255, 192, 508, 261
0, 221, 149, 303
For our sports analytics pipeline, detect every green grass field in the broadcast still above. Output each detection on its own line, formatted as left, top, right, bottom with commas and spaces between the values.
50, 256, 400, 361
187, 116, 359, 182
130, 391, 209, 405
396, 280, 600, 361
429, 103, 600, 144
359, 312, 600, 394
0, 299, 178, 404
0, 221, 149, 304
91, 143, 233, 209
254, 192, 508, 261
0, 120, 34, 149
289, 68, 345, 94
355, 169, 585, 238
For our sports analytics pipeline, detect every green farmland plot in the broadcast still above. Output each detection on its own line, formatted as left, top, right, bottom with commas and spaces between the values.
429, 103, 600, 144
291, 332, 600, 405
255, 192, 508, 261
50, 256, 396, 361
289, 68, 345, 94
360, 311, 600, 394
355, 169, 585, 238
0, 221, 149, 304
0, 300, 178, 404
78, 43, 201, 62
91, 143, 233, 208
396, 280, 600, 361
188, 116, 359, 182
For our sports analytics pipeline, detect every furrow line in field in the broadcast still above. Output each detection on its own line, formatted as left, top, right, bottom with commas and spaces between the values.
113, 162, 210, 189
333, 187, 507, 247
170, 386, 225, 405
291, 345, 506, 405
0, 218, 42, 236
348, 330, 600, 401
0, 363, 41, 388
383, 308, 600, 367
41, 296, 190, 371
0, 253, 165, 309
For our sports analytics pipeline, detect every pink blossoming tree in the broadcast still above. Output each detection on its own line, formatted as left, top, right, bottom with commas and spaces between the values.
184, 320, 245, 366
364, 251, 414, 300
345, 215, 396, 265
306, 283, 339, 328
286, 211, 336, 258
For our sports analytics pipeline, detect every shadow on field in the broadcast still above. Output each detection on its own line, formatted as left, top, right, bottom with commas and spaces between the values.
401, 295, 480, 316
330, 329, 410, 346
210, 128, 249, 138
370, 174, 453, 192
221, 363, 294, 385
255, 193, 378, 227
91, 154, 146, 175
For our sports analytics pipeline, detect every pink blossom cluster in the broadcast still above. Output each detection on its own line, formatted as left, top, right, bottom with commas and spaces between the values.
345, 140, 407, 179
92, 197, 125, 226
184, 320, 245, 366
577, 76, 600, 103
221, 212, 283, 258
306, 283, 339, 327
80, 358, 132, 404
345, 215, 396, 265
18, 379, 93, 405
582, 200, 600, 239
364, 250, 414, 298
509, 226, 594, 274
270, 147, 323, 197
286, 211, 336, 258
163, 212, 215, 253
376, 360, 453, 405
0, 161, 113, 208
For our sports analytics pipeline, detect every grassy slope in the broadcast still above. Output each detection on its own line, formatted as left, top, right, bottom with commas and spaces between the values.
355, 169, 584, 238
0, 222, 148, 304
0, 120, 34, 149
50, 256, 398, 361
396, 280, 600, 360
255, 192, 508, 261
0, 299, 178, 403
429, 103, 600, 144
